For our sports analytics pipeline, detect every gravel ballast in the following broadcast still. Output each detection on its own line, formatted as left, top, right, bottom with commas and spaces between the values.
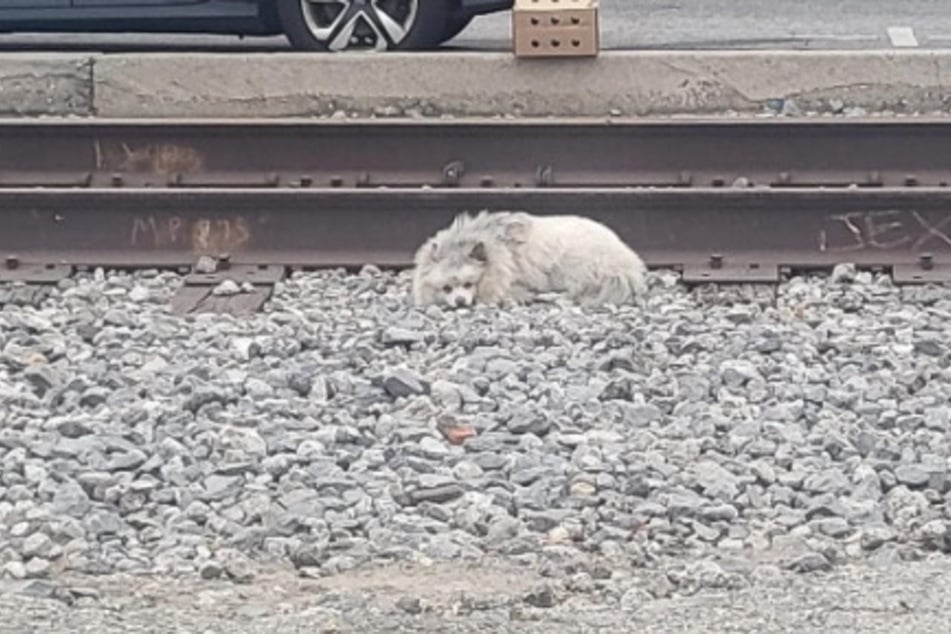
2, 265, 951, 627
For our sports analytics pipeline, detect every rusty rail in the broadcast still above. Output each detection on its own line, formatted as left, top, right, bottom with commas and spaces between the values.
3, 187, 951, 283
0, 117, 949, 189
2, 117, 951, 293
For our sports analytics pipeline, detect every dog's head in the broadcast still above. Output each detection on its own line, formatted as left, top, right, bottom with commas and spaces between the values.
415, 239, 487, 308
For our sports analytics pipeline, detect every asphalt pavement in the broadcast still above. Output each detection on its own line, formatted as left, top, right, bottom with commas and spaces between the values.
457, 0, 951, 50
1, 0, 950, 52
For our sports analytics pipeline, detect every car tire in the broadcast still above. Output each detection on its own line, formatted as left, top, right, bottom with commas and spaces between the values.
277, 0, 450, 52
441, 14, 474, 43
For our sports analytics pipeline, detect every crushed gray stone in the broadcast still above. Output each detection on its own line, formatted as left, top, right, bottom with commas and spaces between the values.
2, 265, 951, 596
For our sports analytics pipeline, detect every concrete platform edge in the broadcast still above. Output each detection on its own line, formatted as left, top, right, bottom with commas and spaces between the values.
1, 50, 950, 118
0, 54, 93, 117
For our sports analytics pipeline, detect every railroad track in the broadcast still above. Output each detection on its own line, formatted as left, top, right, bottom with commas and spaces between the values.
2, 117, 950, 311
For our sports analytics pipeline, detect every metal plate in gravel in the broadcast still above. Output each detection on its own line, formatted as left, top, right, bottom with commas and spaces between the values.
170, 285, 273, 315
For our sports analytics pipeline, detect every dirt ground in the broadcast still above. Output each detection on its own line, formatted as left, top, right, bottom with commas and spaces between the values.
1, 556, 950, 634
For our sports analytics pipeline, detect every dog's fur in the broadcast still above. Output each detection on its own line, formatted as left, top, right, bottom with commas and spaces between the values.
411, 210, 647, 308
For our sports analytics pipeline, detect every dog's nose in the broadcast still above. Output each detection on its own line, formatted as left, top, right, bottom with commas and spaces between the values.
454, 297, 467, 307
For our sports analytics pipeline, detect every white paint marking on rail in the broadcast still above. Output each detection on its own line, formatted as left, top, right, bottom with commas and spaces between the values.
887, 26, 919, 48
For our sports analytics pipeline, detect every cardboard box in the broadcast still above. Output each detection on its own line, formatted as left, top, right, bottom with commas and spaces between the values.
512, 0, 600, 58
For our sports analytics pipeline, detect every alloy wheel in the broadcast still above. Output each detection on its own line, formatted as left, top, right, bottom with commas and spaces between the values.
299, 0, 420, 51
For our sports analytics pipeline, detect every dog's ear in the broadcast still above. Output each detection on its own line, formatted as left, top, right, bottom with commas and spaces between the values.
469, 241, 487, 262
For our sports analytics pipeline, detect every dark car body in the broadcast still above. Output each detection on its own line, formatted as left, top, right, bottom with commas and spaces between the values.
0, 1, 513, 37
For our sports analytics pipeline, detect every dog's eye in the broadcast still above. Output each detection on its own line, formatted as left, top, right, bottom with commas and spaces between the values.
462, 282, 473, 289
442, 285, 452, 294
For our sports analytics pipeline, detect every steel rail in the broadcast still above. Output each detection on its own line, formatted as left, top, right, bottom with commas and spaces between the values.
2, 187, 951, 284
0, 117, 950, 189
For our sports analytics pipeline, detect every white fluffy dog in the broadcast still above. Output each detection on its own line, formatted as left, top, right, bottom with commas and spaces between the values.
411, 210, 647, 308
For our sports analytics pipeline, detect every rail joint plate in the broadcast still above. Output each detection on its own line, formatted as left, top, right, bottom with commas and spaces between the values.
682, 258, 780, 284
892, 262, 951, 284
0, 262, 72, 284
